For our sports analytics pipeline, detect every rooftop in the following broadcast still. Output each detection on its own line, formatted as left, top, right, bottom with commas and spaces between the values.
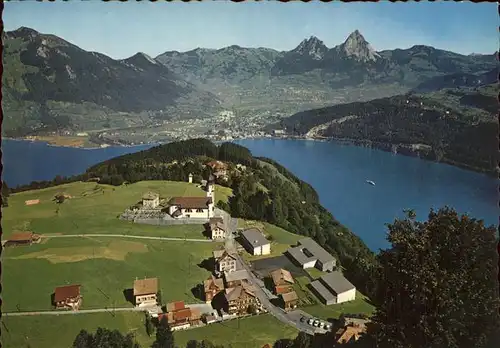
224, 283, 256, 302
281, 291, 299, 302
224, 269, 249, 283
213, 249, 237, 261
310, 280, 336, 303
54, 284, 81, 303
8, 232, 37, 242
169, 196, 212, 209
320, 272, 355, 295
133, 277, 158, 296
204, 275, 224, 292
270, 268, 294, 286
287, 238, 336, 265
241, 228, 269, 248
166, 301, 185, 312
142, 192, 159, 200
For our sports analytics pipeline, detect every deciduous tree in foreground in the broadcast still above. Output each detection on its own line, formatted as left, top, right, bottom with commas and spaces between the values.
366, 207, 499, 348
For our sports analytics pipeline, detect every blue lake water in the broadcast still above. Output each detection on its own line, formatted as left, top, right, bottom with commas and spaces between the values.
2, 138, 498, 252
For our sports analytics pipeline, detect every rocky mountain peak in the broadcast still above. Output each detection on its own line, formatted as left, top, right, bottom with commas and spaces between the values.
339, 30, 381, 62
124, 52, 159, 66
292, 36, 328, 60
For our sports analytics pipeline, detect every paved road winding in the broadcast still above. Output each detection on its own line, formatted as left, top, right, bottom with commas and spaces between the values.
223, 216, 316, 335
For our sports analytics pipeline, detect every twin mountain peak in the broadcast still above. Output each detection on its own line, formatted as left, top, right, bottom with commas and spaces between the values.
292, 30, 379, 62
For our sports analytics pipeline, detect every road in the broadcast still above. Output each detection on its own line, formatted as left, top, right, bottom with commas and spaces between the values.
41, 234, 213, 243
223, 216, 317, 335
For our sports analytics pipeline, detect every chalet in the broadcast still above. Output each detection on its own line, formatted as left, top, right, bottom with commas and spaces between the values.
280, 291, 299, 311
188, 173, 193, 183
240, 228, 271, 256
204, 275, 225, 303
162, 301, 202, 331
24, 199, 40, 206
335, 323, 366, 344
310, 272, 356, 305
269, 268, 294, 295
133, 277, 158, 307
207, 217, 225, 240
224, 269, 250, 288
207, 160, 228, 173
204, 315, 217, 324
213, 249, 238, 275
142, 192, 160, 209
286, 238, 336, 272
54, 284, 82, 310
4, 232, 41, 247
224, 282, 261, 315
168, 197, 214, 219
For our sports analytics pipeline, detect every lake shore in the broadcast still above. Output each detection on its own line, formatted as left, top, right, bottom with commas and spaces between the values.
3, 134, 496, 177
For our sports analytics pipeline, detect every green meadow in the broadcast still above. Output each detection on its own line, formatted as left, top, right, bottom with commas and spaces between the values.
3, 181, 231, 240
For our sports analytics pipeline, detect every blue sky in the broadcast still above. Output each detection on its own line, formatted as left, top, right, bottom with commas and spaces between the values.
4, 0, 498, 59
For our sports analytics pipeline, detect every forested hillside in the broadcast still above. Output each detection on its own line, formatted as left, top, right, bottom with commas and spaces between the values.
275, 84, 498, 175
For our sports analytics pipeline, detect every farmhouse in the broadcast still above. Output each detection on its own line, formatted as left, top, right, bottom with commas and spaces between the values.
207, 217, 225, 240
161, 301, 202, 331
269, 268, 295, 295
335, 322, 366, 344
133, 277, 158, 307
310, 272, 356, 305
213, 249, 238, 275
142, 192, 160, 209
4, 232, 41, 247
204, 275, 225, 304
223, 282, 261, 315
240, 228, 271, 256
54, 284, 82, 310
286, 238, 336, 272
168, 197, 214, 219
224, 269, 250, 288
280, 291, 299, 312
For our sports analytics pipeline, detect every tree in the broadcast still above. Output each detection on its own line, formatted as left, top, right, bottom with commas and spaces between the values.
152, 316, 174, 348
369, 207, 500, 348
1, 181, 10, 207
291, 332, 312, 348
72, 328, 140, 348
145, 313, 154, 337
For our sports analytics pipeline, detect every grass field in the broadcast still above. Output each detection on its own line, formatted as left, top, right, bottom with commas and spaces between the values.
2, 312, 152, 348
3, 181, 231, 240
2, 313, 297, 348
3, 237, 220, 312
174, 314, 298, 348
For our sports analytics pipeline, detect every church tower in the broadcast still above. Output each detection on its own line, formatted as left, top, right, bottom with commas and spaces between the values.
206, 174, 215, 199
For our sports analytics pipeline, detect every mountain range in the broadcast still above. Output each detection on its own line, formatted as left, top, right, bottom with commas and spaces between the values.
2, 26, 497, 137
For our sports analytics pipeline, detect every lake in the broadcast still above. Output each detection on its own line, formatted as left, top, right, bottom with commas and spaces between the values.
2, 138, 497, 251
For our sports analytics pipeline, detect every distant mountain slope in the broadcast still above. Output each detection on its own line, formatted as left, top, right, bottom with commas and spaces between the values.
2, 27, 221, 137
411, 68, 497, 93
273, 84, 498, 175
157, 30, 496, 91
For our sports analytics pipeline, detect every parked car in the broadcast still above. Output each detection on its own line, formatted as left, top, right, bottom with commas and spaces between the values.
318, 322, 325, 329
325, 324, 332, 330
308, 318, 315, 325
300, 316, 306, 323
313, 319, 320, 327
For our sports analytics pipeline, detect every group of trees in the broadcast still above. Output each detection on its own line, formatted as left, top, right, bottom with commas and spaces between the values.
72, 207, 499, 348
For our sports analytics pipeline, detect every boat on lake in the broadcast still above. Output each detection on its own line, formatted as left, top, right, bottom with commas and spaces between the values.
366, 180, 376, 186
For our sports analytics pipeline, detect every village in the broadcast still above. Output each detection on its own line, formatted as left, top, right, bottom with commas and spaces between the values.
3, 160, 369, 346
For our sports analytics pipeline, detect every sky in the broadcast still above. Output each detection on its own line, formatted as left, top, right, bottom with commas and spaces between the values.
4, 0, 498, 60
